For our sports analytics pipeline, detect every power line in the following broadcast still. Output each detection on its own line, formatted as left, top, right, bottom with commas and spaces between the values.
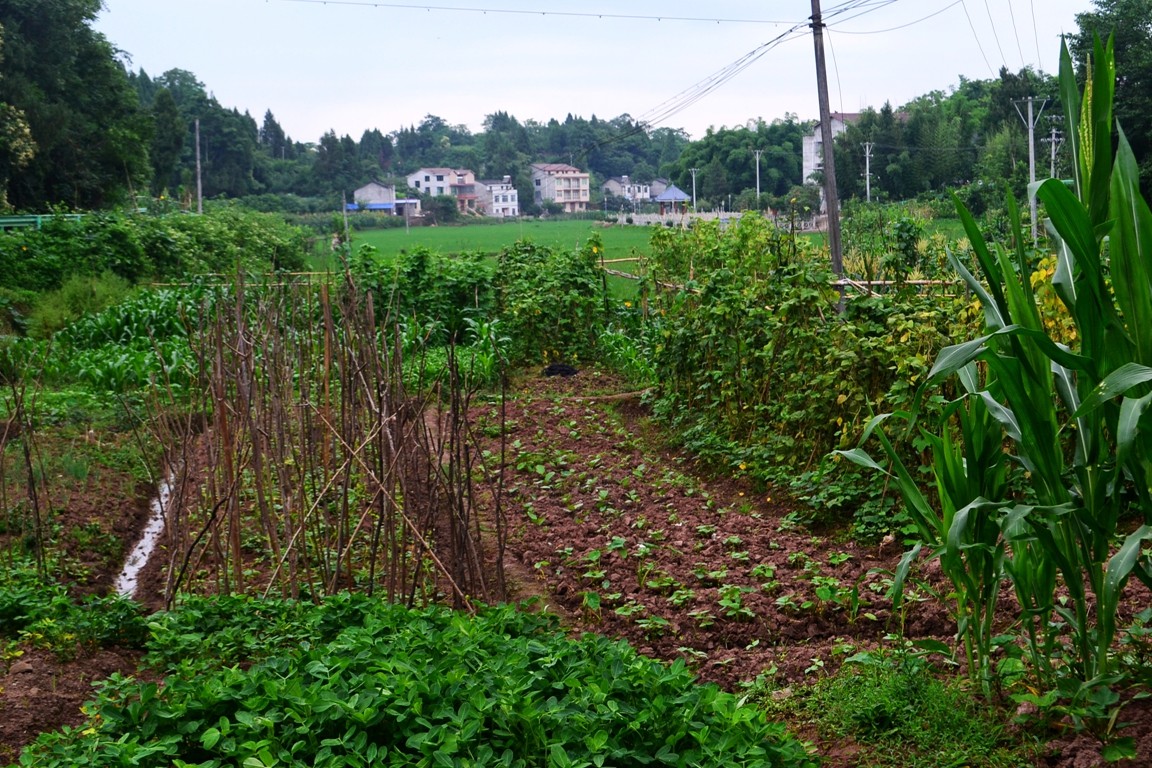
826, 28, 846, 115
981, 0, 1009, 69
1029, 0, 1043, 71
1006, 0, 1027, 69
961, 1, 996, 77
270, 0, 795, 24
589, 0, 904, 151
830, 0, 962, 35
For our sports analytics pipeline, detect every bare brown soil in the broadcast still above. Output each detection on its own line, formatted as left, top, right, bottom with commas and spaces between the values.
1, 368, 1150, 766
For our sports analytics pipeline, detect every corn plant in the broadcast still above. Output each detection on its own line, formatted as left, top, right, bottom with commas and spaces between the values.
843, 37, 1152, 715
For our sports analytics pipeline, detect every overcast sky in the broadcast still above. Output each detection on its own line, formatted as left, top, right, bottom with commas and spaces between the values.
94, 0, 1092, 144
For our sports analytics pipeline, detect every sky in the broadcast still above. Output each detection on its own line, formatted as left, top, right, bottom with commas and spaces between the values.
94, 0, 1093, 144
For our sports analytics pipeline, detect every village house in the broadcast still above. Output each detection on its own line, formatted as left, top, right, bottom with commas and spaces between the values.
530, 163, 590, 213
601, 175, 651, 203
801, 112, 860, 186
350, 181, 421, 216
406, 168, 479, 214
475, 176, 519, 218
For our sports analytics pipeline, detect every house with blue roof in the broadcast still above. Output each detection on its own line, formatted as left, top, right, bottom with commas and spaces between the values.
348, 181, 421, 216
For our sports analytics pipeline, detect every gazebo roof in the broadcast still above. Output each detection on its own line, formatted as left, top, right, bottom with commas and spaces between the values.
654, 184, 690, 202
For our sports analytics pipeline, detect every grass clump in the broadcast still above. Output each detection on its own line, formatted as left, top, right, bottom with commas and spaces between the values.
759, 650, 1039, 768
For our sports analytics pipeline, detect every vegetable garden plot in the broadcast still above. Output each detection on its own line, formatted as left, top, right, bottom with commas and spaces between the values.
471, 370, 958, 689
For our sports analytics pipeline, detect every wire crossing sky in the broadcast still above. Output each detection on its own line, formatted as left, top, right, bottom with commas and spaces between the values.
95, 0, 1090, 144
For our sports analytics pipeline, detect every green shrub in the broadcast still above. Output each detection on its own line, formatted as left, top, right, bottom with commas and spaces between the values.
26, 272, 132, 339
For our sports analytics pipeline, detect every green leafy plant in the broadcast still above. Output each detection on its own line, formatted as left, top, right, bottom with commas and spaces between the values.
21, 598, 819, 768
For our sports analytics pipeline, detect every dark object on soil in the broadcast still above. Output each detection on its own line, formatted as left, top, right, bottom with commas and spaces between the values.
544, 364, 578, 377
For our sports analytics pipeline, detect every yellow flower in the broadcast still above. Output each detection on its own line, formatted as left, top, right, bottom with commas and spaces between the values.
739, 462, 747, 470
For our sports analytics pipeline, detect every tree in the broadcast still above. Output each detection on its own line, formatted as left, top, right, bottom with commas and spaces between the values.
0, 24, 34, 210
150, 88, 185, 195
0, 0, 149, 208
260, 110, 288, 160
358, 128, 392, 175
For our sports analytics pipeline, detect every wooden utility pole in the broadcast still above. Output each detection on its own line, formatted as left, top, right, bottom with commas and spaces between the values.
810, 0, 843, 278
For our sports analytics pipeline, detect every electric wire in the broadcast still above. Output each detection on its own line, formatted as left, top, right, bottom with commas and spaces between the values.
263, 0, 958, 166
960, 0, 996, 77
271, 0, 793, 24
1006, 0, 1027, 69
631, 0, 889, 134
829, 0, 962, 35
981, 0, 1009, 69
1029, 0, 1043, 71
565, 0, 900, 161
826, 28, 846, 116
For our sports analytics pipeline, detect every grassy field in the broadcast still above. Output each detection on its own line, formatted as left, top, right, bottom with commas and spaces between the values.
349, 219, 654, 263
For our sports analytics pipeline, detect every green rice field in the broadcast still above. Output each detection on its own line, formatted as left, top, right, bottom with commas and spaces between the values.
350, 219, 653, 263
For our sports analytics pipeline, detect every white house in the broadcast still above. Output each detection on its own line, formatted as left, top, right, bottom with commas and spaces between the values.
530, 163, 590, 213
406, 168, 479, 214
476, 176, 519, 218
801, 112, 859, 185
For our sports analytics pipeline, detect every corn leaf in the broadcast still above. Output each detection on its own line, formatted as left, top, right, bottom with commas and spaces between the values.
929, 325, 1090, 383
1117, 392, 1152, 469
1109, 126, 1152, 366
1100, 525, 1152, 648
1059, 39, 1084, 200
1072, 362, 1152, 417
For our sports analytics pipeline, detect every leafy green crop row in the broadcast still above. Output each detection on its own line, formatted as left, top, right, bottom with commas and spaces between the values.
638, 214, 975, 535
18, 594, 816, 768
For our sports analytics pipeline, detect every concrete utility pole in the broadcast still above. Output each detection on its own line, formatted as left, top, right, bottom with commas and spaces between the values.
689, 167, 699, 212
863, 142, 874, 203
195, 118, 203, 215
753, 148, 764, 205
1044, 126, 1063, 178
1013, 96, 1048, 245
810, 0, 843, 278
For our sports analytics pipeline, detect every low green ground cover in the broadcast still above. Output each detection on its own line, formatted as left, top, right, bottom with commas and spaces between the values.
10, 588, 817, 768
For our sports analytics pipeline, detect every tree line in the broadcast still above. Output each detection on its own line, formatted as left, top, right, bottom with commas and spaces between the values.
0, 0, 1148, 214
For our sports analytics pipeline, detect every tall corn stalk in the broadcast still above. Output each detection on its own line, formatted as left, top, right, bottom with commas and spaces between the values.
843, 37, 1152, 711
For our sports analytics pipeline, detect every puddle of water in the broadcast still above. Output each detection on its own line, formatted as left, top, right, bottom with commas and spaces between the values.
115, 468, 177, 598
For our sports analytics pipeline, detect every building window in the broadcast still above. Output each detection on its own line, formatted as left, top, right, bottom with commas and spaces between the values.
424, 175, 430, 182
436, 175, 444, 181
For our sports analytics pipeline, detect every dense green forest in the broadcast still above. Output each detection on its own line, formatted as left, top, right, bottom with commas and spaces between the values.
0, 0, 1149, 214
